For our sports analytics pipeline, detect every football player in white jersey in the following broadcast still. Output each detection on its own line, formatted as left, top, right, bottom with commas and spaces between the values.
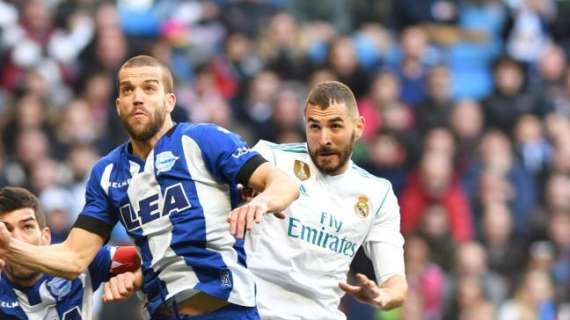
102, 81, 408, 320
244, 81, 407, 319
0, 187, 141, 320
0, 55, 300, 320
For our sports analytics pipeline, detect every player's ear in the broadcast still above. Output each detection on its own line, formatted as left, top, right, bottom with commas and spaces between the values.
41, 227, 51, 245
115, 98, 121, 116
166, 93, 176, 112
355, 116, 364, 140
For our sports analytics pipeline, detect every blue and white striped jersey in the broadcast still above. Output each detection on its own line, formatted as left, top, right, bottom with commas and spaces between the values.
0, 246, 114, 320
75, 123, 264, 316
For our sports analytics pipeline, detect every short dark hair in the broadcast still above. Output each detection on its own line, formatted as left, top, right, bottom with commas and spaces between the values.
118, 55, 174, 93
304, 81, 358, 118
0, 187, 46, 228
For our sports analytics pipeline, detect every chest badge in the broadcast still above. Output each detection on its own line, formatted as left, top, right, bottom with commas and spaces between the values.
294, 160, 311, 181
355, 195, 370, 218
155, 151, 179, 174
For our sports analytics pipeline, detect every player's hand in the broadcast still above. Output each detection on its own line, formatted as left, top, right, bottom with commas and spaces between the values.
103, 269, 142, 303
339, 273, 392, 309
0, 222, 12, 255
227, 195, 286, 239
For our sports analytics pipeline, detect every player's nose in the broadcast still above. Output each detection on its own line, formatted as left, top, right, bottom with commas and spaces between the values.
133, 88, 145, 104
319, 129, 332, 146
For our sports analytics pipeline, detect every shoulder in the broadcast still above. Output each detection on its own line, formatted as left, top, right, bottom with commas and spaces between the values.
350, 163, 393, 201
87, 145, 128, 186
91, 144, 126, 173
178, 122, 235, 139
254, 140, 308, 154
350, 163, 391, 186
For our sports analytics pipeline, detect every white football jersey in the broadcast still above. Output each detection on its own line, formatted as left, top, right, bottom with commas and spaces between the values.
246, 141, 405, 320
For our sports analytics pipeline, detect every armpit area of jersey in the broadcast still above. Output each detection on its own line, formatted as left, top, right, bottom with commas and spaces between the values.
73, 215, 113, 242
236, 154, 268, 186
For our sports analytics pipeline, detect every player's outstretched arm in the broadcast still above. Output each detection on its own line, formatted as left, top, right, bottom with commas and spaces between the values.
228, 162, 299, 239
0, 224, 104, 280
339, 273, 407, 310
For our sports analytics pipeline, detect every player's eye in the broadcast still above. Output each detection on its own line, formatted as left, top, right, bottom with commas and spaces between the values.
121, 87, 133, 95
23, 224, 35, 231
144, 85, 157, 92
309, 124, 320, 130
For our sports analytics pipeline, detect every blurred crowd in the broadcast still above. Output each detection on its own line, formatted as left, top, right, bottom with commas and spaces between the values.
0, 0, 569, 319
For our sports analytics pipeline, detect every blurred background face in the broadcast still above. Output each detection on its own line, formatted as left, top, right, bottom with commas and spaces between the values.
479, 131, 513, 173
268, 12, 297, 47
16, 129, 49, 168
421, 205, 449, 239
495, 62, 523, 95
419, 152, 452, 195
514, 115, 542, 144
482, 203, 512, 244
549, 212, 570, 249
456, 242, 486, 275
427, 66, 452, 102
424, 128, 455, 156
273, 88, 302, 129
401, 27, 427, 59
370, 72, 400, 103
451, 100, 483, 139
15, 94, 45, 130
370, 133, 404, 167
0, 208, 49, 284
23, 0, 52, 34
538, 45, 567, 81
329, 37, 358, 76
545, 174, 570, 211
520, 270, 554, 305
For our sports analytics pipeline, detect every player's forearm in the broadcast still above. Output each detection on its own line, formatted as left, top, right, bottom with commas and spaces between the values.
6, 240, 86, 279
374, 274, 407, 309
256, 169, 299, 213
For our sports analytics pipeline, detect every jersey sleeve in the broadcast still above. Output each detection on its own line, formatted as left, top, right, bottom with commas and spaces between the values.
363, 184, 406, 283
195, 125, 266, 185
73, 164, 117, 241
87, 246, 140, 290
87, 246, 113, 290
252, 140, 277, 166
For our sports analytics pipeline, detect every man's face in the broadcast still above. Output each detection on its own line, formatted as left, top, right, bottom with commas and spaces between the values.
305, 102, 363, 175
1, 208, 50, 284
116, 66, 175, 142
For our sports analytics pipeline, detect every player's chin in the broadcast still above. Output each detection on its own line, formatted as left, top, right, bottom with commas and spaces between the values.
317, 159, 339, 173
5, 267, 38, 281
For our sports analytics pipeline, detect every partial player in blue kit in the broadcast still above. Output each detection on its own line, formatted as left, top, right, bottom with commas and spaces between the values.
0, 187, 140, 319
0, 55, 299, 320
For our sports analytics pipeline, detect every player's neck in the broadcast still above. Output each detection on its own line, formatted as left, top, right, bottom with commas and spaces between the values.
130, 117, 175, 160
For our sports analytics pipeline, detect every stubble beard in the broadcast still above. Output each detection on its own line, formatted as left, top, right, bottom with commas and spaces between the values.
4, 263, 41, 284
309, 131, 356, 175
122, 104, 166, 142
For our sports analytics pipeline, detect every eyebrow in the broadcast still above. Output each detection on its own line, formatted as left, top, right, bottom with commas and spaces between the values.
1, 217, 35, 230
119, 79, 160, 87
328, 117, 344, 123
19, 217, 36, 225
